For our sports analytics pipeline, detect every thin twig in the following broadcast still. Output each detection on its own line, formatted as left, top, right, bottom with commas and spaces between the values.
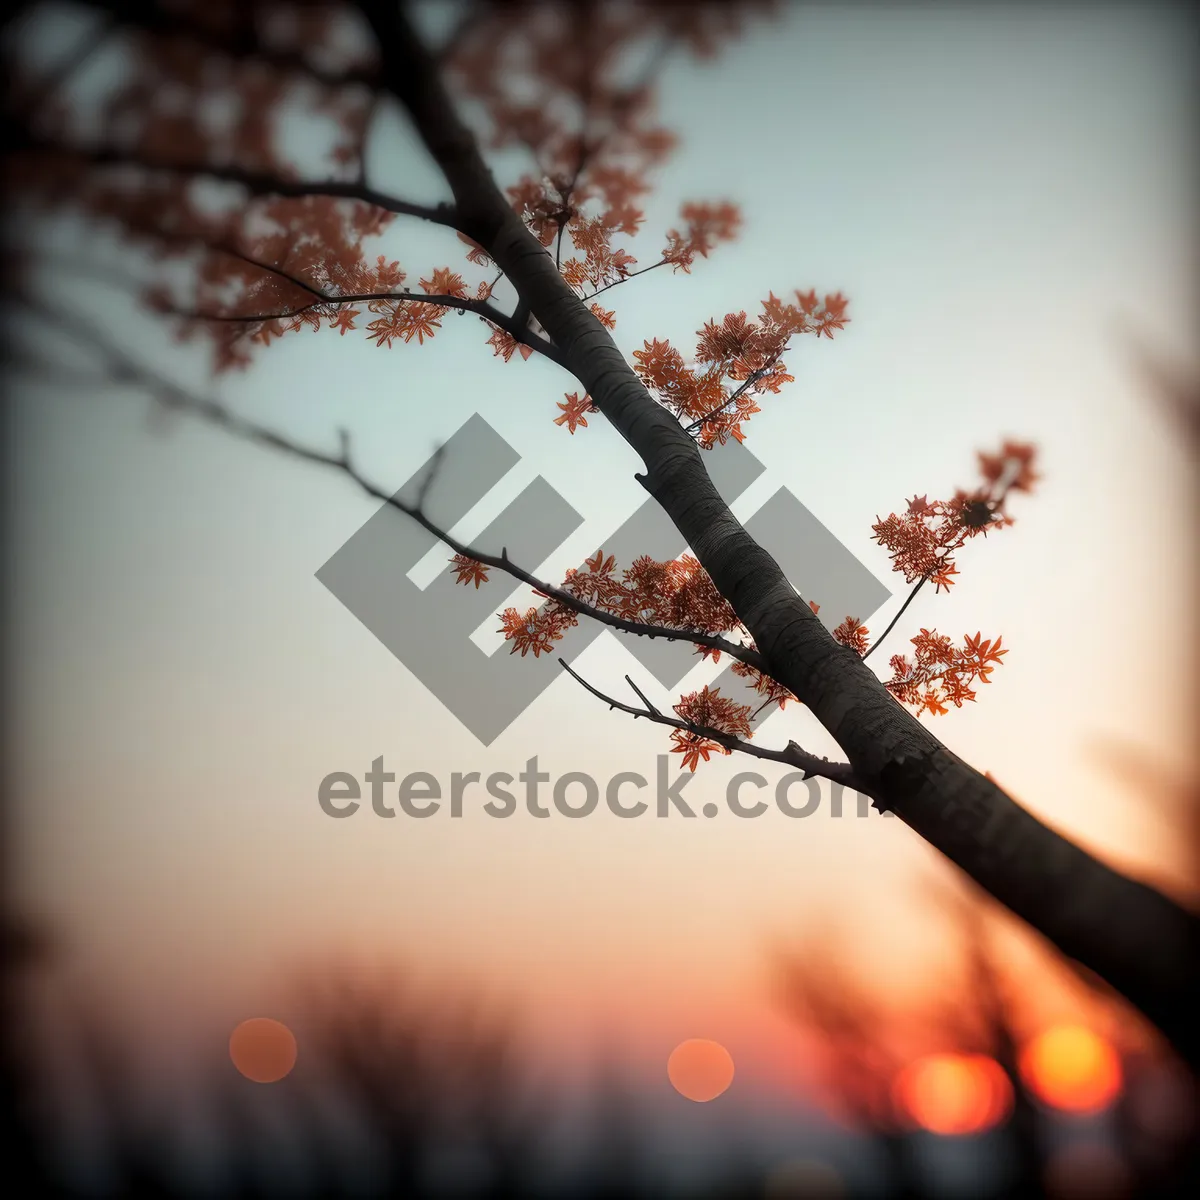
586, 258, 669, 299
40, 243, 565, 367
558, 660, 871, 794
862, 576, 926, 662
24, 299, 765, 671
684, 355, 782, 437
623, 674, 661, 717
14, 132, 459, 228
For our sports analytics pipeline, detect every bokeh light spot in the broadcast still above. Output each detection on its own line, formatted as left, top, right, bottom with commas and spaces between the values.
229, 1017, 297, 1083
1019, 1026, 1122, 1114
668, 1038, 735, 1102
893, 1052, 1013, 1136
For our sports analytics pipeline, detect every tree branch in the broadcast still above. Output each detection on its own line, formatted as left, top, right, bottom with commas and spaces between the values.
355, 0, 1200, 1068
558, 660, 871, 795
586, 259, 670, 299
41, 243, 566, 367
193, 244, 562, 362
25, 301, 764, 673
13, 132, 459, 228
862, 576, 926, 663
683, 354, 783, 438
171, 293, 563, 365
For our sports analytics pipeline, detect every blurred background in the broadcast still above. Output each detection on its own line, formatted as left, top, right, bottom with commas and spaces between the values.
2, 2, 1198, 1196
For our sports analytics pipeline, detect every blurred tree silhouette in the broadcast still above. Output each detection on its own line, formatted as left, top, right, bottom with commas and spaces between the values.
777, 874, 1199, 1200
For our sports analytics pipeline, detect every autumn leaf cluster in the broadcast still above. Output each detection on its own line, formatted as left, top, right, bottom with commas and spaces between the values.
7, 2, 779, 375
453, 440, 1037, 764
625, 290, 849, 446
478, 550, 741, 659
834, 441, 1038, 718
870, 441, 1039, 591
5, 0, 1039, 770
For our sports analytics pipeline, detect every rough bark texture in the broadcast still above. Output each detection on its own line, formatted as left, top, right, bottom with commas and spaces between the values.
362, 3, 1200, 1068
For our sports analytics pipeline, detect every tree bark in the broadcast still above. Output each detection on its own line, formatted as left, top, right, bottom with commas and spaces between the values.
361, 2, 1200, 1070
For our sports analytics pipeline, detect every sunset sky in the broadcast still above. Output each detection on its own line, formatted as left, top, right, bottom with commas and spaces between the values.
8, 0, 1197, 1130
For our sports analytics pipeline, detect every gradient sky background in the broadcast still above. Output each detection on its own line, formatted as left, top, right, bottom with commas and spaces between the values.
7, 0, 1198, 1125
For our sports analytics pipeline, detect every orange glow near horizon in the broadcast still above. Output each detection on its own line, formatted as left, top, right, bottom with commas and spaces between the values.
893, 1053, 1013, 1136
229, 1018, 297, 1083
1019, 1026, 1123, 1114
668, 1039, 736, 1102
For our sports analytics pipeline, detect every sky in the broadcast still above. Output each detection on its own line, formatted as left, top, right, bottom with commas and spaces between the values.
6, 0, 1198, 1132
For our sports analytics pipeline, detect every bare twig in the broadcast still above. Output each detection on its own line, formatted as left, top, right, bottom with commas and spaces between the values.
586, 259, 669, 300
558, 659, 873, 795
23, 300, 765, 671
862, 576, 926, 663
13, 133, 459, 228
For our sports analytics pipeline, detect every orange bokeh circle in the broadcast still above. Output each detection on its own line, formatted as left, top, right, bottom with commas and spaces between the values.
1019, 1025, 1122, 1114
893, 1052, 1013, 1136
668, 1039, 735, 1102
229, 1017, 297, 1083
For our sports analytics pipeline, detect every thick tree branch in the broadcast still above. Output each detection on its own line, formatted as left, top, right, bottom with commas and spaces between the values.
359, 0, 1200, 1068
